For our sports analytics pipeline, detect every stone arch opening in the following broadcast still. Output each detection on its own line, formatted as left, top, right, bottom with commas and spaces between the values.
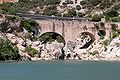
76, 32, 95, 49
39, 32, 66, 46
98, 30, 106, 39
39, 32, 66, 60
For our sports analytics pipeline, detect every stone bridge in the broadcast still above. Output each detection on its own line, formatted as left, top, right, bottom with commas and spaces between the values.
36, 20, 120, 47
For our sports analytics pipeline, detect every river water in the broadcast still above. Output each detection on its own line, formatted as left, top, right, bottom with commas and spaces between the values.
0, 60, 120, 80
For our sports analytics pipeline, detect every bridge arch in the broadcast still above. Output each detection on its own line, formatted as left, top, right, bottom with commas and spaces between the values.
39, 32, 66, 46
75, 32, 95, 49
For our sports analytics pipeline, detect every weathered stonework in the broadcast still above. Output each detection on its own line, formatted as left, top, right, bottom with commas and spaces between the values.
36, 20, 120, 46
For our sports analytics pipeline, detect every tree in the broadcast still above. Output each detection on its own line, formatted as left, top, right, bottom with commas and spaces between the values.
0, 38, 19, 61
105, 9, 119, 18
20, 20, 32, 32
111, 17, 120, 22
43, 5, 58, 16
25, 46, 38, 57
99, 1, 112, 9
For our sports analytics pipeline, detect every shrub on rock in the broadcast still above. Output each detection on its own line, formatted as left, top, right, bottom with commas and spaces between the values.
0, 38, 19, 61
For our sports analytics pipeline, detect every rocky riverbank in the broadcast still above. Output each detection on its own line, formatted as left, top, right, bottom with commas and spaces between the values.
2, 31, 120, 61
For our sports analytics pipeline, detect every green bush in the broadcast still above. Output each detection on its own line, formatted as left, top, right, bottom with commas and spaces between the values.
0, 38, 19, 61
45, 0, 61, 5
89, 50, 99, 56
20, 20, 38, 33
110, 30, 119, 39
80, 1, 87, 5
91, 14, 101, 22
25, 46, 38, 57
99, 1, 112, 9
102, 39, 110, 47
0, 3, 15, 15
111, 17, 120, 22
110, 24, 119, 39
43, 5, 58, 16
105, 9, 119, 18
115, 43, 120, 47
63, 8, 77, 17
112, 3, 120, 10
39, 32, 65, 44
87, 0, 102, 6
20, 20, 32, 32
77, 12, 84, 17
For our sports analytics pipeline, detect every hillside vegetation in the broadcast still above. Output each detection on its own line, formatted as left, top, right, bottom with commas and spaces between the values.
0, 0, 120, 22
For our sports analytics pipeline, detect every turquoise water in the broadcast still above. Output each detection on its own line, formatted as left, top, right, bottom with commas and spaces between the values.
0, 61, 120, 80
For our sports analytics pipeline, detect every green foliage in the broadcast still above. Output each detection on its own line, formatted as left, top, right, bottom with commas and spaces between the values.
43, 5, 58, 16
45, 0, 61, 5
89, 50, 99, 56
39, 32, 65, 44
20, 20, 32, 32
56, 36, 65, 43
102, 39, 110, 48
112, 3, 120, 10
25, 46, 38, 57
6, 16, 18, 22
0, 0, 46, 14
110, 30, 119, 39
25, 32, 33, 39
80, 1, 88, 9
0, 38, 19, 61
110, 24, 119, 39
87, 0, 102, 6
0, 3, 15, 15
80, 1, 87, 5
111, 17, 120, 22
63, 8, 76, 17
19, 0, 30, 3
115, 42, 120, 47
0, 21, 9, 33
77, 12, 84, 17
91, 14, 101, 22
85, 14, 92, 19
105, 9, 119, 18
20, 20, 37, 33
99, 1, 112, 9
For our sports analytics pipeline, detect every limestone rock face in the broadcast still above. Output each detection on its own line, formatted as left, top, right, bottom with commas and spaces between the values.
6, 33, 31, 60
40, 41, 64, 60
3, 29, 120, 61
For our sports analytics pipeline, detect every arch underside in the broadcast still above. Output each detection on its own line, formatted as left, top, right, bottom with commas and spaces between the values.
39, 32, 66, 46
79, 32, 95, 49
